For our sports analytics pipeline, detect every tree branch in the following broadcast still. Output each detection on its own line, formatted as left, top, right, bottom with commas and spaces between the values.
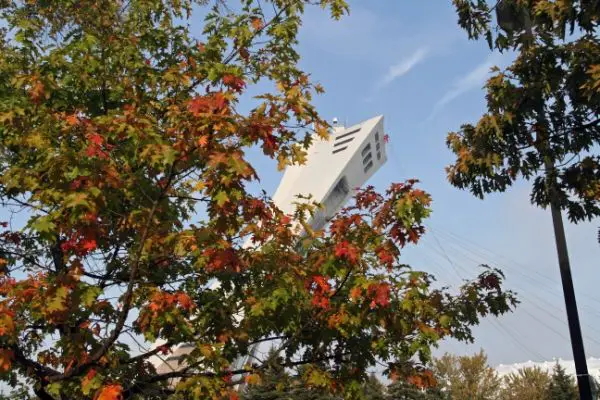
48, 165, 178, 382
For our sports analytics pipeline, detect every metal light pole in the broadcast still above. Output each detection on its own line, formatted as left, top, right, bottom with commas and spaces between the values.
495, 2, 592, 398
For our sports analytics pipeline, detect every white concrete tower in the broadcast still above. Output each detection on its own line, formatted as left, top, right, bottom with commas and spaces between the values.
273, 115, 387, 230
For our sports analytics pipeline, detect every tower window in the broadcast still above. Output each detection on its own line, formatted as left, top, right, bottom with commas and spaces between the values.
334, 137, 354, 147
361, 143, 371, 157
336, 128, 360, 141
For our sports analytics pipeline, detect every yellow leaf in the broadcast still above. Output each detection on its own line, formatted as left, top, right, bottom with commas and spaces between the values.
245, 373, 262, 385
47, 286, 69, 314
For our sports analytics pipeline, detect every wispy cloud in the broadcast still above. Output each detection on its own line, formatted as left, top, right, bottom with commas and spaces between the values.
378, 47, 429, 88
428, 53, 502, 119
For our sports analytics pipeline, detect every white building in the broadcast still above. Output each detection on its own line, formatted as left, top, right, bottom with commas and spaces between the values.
272, 115, 386, 230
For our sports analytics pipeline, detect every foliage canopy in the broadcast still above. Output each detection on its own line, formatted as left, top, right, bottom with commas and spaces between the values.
448, 0, 600, 223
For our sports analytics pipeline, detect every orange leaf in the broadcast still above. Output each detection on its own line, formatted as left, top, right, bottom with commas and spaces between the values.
251, 17, 264, 30
349, 286, 362, 300
334, 241, 359, 264
0, 349, 13, 372
29, 79, 45, 103
197, 135, 209, 148
95, 384, 123, 400
222, 74, 245, 92
66, 114, 79, 126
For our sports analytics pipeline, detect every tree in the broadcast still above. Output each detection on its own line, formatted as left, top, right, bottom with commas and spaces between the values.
447, 1, 599, 396
241, 350, 339, 400
499, 366, 550, 400
386, 379, 447, 400
448, 0, 600, 224
433, 351, 501, 400
0, 1, 517, 399
361, 374, 387, 400
546, 363, 578, 400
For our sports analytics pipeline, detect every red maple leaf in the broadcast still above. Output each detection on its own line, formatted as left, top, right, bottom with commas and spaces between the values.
213, 92, 227, 110
80, 238, 97, 253
222, 74, 246, 92
311, 293, 330, 309
313, 275, 331, 292
334, 241, 359, 264
157, 344, 171, 355
176, 292, 193, 310
85, 369, 97, 381
188, 96, 212, 115
377, 248, 395, 267
87, 133, 104, 146
368, 283, 391, 308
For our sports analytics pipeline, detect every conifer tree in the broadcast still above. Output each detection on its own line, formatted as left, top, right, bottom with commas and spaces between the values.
547, 363, 578, 400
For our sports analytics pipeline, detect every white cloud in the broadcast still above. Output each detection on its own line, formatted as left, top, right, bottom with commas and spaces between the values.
428, 53, 503, 119
378, 47, 429, 88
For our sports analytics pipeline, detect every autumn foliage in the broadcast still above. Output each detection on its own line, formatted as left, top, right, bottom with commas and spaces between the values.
0, 0, 515, 399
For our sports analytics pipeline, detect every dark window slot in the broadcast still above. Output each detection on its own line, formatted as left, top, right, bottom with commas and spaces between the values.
332, 146, 348, 154
336, 128, 360, 141
361, 143, 371, 157
334, 137, 354, 147
363, 153, 372, 165
364, 160, 373, 173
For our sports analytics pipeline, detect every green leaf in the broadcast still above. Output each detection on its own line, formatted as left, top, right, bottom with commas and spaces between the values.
47, 286, 69, 314
214, 191, 229, 207
30, 216, 56, 234
80, 286, 102, 308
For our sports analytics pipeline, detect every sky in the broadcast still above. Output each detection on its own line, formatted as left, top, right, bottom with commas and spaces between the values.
243, 1, 600, 368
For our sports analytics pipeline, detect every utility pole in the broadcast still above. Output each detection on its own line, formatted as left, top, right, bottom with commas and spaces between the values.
548, 194, 592, 399
495, 2, 592, 398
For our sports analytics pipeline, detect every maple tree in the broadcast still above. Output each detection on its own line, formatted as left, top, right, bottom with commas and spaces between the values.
447, 2, 598, 396
448, 0, 600, 226
0, 0, 516, 399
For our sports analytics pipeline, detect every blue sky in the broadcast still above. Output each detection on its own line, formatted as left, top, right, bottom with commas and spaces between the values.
245, 1, 600, 367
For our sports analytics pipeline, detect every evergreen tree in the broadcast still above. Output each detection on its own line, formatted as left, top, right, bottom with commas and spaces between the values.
361, 374, 386, 400
386, 380, 448, 400
241, 351, 339, 400
387, 380, 426, 400
546, 363, 578, 400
